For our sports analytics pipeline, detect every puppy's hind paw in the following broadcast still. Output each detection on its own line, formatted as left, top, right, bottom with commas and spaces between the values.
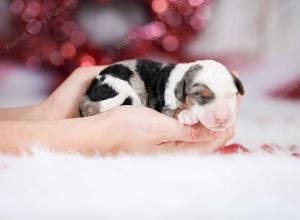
177, 110, 199, 125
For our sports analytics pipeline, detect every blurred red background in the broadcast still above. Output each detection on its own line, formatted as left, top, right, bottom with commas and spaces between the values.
0, 0, 300, 106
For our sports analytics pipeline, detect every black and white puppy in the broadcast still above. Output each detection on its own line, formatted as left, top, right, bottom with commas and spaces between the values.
79, 59, 244, 131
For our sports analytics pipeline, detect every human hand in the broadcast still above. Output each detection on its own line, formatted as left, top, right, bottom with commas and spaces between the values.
0, 66, 240, 155
80, 103, 238, 155
41, 66, 107, 120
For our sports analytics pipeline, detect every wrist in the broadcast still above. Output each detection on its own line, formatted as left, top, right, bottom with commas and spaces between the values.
0, 103, 47, 121
0, 119, 83, 155
81, 113, 121, 155
30, 102, 48, 120
0, 110, 121, 156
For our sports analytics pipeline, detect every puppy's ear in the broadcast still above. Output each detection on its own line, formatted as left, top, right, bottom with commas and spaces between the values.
231, 73, 245, 96
174, 79, 186, 102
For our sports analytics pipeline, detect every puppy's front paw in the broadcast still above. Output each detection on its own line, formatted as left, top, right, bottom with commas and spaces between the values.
177, 110, 199, 125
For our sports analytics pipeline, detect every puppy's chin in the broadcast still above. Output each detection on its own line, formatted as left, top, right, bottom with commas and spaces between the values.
199, 114, 235, 131
200, 122, 232, 132
190, 103, 236, 132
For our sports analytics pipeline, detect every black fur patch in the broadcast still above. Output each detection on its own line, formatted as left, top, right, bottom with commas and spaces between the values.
136, 59, 175, 111
100, 64, 133, 82
122, 97, 133, 105
157, 63, 176, 110
86, 79, 118, 102
79, 108, 83, 117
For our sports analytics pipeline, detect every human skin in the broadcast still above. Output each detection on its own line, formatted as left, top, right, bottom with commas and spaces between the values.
0, 66, 240, 156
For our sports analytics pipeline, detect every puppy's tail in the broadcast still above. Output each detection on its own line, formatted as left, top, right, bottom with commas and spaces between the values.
79, 88, 129, 117
98, 88, 129, 112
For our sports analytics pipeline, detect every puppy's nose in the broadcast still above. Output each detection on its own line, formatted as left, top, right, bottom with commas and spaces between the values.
214, 114, 229, 125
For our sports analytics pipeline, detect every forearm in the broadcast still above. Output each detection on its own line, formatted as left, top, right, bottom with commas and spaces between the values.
0, 103, 47, 121
0, 115, 115, 155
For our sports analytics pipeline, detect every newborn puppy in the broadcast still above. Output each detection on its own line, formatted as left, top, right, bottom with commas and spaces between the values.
79, 59, 244, 131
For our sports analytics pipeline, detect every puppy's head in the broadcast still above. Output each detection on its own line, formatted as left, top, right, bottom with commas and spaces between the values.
174, 60, 244, 131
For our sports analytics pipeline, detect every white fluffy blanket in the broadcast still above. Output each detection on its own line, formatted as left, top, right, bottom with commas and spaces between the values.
1, 96, 300, 220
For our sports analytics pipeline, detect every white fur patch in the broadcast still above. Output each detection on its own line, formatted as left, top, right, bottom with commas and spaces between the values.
164, 63, 191, 109
98, 76, 142, 112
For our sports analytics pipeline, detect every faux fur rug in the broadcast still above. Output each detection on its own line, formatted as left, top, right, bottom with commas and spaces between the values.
1, 151, 300, 220
1, 96, 300, 220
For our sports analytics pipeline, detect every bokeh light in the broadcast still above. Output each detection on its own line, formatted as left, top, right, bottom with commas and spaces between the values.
196, 5, 212, 20
188, 0, 204, 7
164, 10, 182, 26
178, 3, 193, 16
162, 35, 179, 51
62, 21, 78, 36
152, 0, 169, 14
49, 51, 64, 66
25, 1, 40, 18
26, 19, 42, 34
60, 42, 77, 59
26, 56, 41, 68
71, 31, 86, 47
80, 55, 96, 67
144, 22, 166, 40
9, 0, 25, 14
190, 14, 204, 29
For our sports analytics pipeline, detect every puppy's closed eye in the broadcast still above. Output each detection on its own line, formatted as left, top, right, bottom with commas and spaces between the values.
192, 91, 201, 96
189, 84, 214, 98
186, 84, 215, 106
201, 87, 213, 98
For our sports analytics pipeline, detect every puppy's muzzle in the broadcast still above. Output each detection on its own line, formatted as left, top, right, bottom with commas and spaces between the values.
198, 100, 235, 131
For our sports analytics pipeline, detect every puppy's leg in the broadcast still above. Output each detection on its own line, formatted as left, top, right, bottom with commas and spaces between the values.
162, 107, 199, 125
161, 107, 178, 118
177, 109, 199, 125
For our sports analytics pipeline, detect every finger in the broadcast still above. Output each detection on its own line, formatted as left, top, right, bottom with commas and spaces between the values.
231, 70, 239, 77
223, 125, 235, 141
47, 65, 108, 116
182, 126, 232, 151
53, 66, 107, 95
72, 65, 108, 86
187, 123, 226, 142
157, 115, 220, 143
158, 139, 223, 154
235, 94, 242, 115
